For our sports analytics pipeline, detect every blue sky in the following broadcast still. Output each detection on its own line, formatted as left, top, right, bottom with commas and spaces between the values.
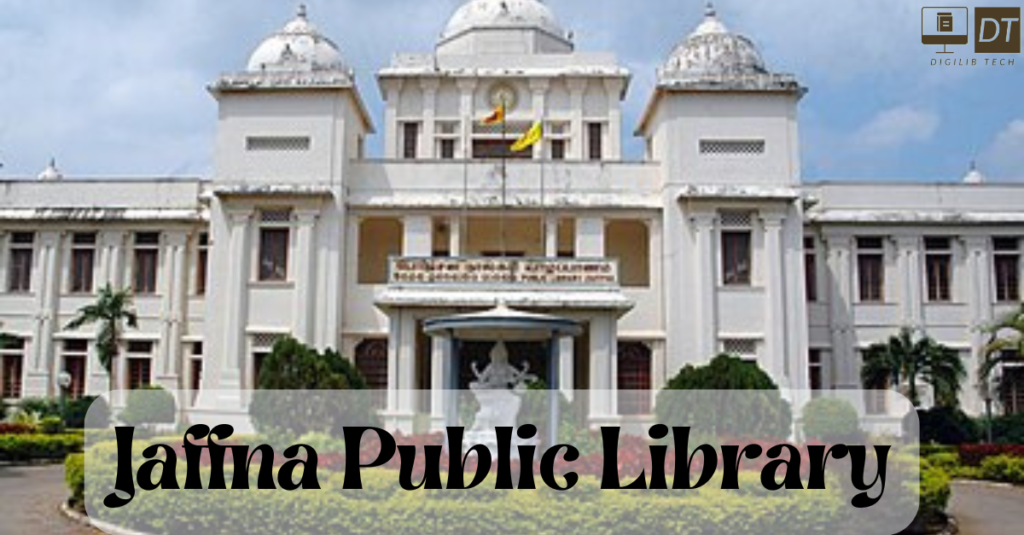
0, 0, 1021, 181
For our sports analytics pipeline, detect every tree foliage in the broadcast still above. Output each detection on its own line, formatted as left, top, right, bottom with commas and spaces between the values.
861, 327, 966, 408
655, 354, 792, 440
980, 304, 1024, 398
64, 284, 139, 377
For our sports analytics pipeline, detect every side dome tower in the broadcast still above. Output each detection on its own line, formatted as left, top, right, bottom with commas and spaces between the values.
246, 4, 350, 75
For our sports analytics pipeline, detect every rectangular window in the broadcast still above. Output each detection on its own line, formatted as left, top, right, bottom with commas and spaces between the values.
1, 338, 25, 399
857, 237, 885, 303
133, 232, 160, 295
926, 237, 953, 303
1003, 367, 1024, 415
62, 340, 88, 399
994, 237, 1020, 302
196, 233, 209, 296
440, 139, 456, 160
722, 231, 752, 286
128, 358, 152, 390
70, 233, 97, 294
7, 232, 34, 293
551, 139, 566, 161
699, 139, 767, 155
805, 236, 818, 302
587, 122, 603, 161
402, 122, 419, 160
809, 349, 823, 397
617, 342, 652, 416
722, 339, 758, 360
246, 136, 311, 152
189, 342, 203, 405
258, 229, 290, 282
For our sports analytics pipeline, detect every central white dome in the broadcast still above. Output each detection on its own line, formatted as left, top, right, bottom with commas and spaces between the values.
441, 0, 567, 41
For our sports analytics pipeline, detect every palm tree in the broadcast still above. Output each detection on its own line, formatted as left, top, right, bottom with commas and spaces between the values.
65, 284, 139, 390
861, 327, 966, 408
980, 304, 1024, 392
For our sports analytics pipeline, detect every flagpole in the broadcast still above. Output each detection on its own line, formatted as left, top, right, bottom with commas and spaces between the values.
500, 99, 508, 258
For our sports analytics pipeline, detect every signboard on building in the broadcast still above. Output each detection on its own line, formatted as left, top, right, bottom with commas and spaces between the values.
389, 257, 619, 287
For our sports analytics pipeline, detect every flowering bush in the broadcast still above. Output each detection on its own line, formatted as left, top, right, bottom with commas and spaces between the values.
958, 444, 1024, 467
0, 422, 39, 435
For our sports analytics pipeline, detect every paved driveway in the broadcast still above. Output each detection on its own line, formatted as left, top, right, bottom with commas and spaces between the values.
0, 464, 96, 535
950, 481, 1024, 535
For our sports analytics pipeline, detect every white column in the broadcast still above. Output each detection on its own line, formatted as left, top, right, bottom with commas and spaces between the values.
824, 235, 857, 390
431, 336, 446, 427
26, 232, 62, 398
293, 210, 319, 343
396, 309, 417, 426
575, 217, 604, 258
383, 81, 402, 158
156, 232, 188, 391
895, 236, 924, 329
604, 79, 624, 160
762, 213, 788, 384
221, 211, 252, 392
692, 213, 717, 360
0, 232, 7, 294
559, 335, 574, 400
529, 79, 549, 159
403, 215, 433, 256
567, 79, 587, 161
588, 314, 619, 425
544, 216, 559, 258
964, 237, 993, 414
448, 216, 462, 257
420, 79, 439, 159
457, 79, 477, 159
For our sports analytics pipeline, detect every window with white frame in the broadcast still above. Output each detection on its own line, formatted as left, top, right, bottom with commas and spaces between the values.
7, 232, 34, 293
435, 120, 459, 160
258, 210, 291, 282
401, 122, 420, 160
133, 232, 160, 295
856, 237, 885, 303
126, 341, 154, 390
720, 211, 753, 287
251, 333, 284, 389
925, 237, 954, 303
994, 237, 1020, 303
808, 349, 824, 397
547, 121, 570, 161
189, 342, 203, 405
70, 232, 97, 294
62, 340, 88, 399
1, 337, 25, 399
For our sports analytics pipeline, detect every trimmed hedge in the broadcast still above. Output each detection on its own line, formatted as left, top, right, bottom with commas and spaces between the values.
801, 398, 861, 442
979, 455, 1024, 485
0, 422, 39, 435
66, 453, 85, 506
0, 433, 84, 462
959, 444, 1024, 467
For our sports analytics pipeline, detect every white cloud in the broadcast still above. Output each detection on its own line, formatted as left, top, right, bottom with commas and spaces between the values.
853, 106, 941, 149
982, 120, 1024, 181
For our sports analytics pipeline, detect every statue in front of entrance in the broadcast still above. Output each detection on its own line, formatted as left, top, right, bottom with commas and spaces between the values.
465, 341, 537, 459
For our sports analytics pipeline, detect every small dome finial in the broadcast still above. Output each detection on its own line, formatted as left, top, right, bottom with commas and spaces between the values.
964, 160, 986, 184
38, 158, 63, 181
296, 3, 308, 20
705, 2, 717, 18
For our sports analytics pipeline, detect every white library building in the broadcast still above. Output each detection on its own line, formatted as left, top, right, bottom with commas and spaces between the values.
1, 1, 1022, 426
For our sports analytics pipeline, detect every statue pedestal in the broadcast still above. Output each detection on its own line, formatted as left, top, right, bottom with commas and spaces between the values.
464, 389, 536, 460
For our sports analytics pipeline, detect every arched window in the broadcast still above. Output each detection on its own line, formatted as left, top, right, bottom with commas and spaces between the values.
617, 342, 652, 415
355, 339, 389, 391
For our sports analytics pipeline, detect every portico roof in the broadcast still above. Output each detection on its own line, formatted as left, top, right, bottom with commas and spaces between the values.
376, 287, 634, 314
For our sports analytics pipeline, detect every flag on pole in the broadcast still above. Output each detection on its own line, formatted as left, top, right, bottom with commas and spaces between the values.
511, 121, 543, 153
482, 105, 505, 125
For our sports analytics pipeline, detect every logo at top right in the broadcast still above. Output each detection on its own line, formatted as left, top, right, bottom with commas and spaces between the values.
975, 7, 1021, 53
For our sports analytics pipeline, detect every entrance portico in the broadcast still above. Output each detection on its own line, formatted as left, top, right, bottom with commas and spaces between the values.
375, 256, 633, 433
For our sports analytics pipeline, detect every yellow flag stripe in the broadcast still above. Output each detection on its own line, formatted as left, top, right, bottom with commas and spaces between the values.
511, 121, 543, 152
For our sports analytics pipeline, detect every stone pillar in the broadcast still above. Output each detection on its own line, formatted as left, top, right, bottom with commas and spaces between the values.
383, 81, 402, 158
692, 213, 718, 360
575, 217, 604, 258
567, 79, 587, 161
293, 210, 319, 343
448, 216, 462, 257
762, 213, 788, 384
0, 232, 7, 295
25, 231, 62, 398
559, 335, 575, 401
431, 335, 446, 428
588, 314, 619, 425
457, 79, 477, 159
420, 79, 439, 159
529, 79, 549, 159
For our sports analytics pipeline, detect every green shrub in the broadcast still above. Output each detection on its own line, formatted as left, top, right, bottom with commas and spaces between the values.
918, 463, 952, 523
40, 416, 65, 435
65, 396, 110, 429
801, 398, 861, 442
986, 412, 1024, 444
119, 386, 177, 427
656, 354, 792, 439
979, 455, 1024, 484
916, 407, 979, 445
0, 433, 84, 462
19, 397, 60, 418
924, 451, 961, 474
65, 454, 85, 506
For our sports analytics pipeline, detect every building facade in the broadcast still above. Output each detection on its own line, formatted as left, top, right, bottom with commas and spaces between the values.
1, 1, 1022, 426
